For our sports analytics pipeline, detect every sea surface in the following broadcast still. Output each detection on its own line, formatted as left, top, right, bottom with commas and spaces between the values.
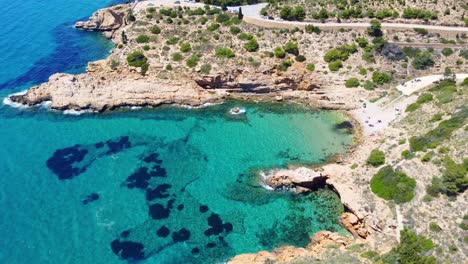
0, 1, 354, 263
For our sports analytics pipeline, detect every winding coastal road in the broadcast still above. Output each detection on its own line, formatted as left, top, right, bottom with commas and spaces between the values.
135, 1, 468, 36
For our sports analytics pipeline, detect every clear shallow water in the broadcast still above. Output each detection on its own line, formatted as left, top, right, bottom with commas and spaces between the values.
0, 0, 354, 263
0, 102, 353, 264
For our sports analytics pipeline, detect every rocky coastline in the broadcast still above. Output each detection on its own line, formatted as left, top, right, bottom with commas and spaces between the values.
6, 2, 467, 263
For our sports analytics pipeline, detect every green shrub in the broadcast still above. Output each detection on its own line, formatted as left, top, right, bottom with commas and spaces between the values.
126, 51, 147, 67
370, 165, 416, 203
274, 47, 286, 58
172, 52, 183, 61
140, 63, 149, 75
295, 55, 306, 62
207, 23, 220, 31
328, 60, 343, 71
215, 47, 235, 58
382, 227, 436, 263
359, 68, 367, 75
430, 113, 443, 122
166, 36, 179, 45
180, 42, 191, 52
363, 80, 376, 90
230, 26, 241, 34
283, 41, 299, 55
186, 55, 199, 68
372, 71, 391, 85
441, 158, 468, 195
367, 19, 383, 37
413, 28, 428, 35
110, 60, 119, 70
324, 44, 358, 62
306, 63, 315, 71
200, 64, 211, 74
442, 48, 453, 57
276, 59, 293, 71
345, 78, 360, 88
150, 26, 161, 34
421, 152, 434, 162
401, 149, 414, 160
355, 37, 368, 48
367, 149, 385, 167
244, 39, 259, 52
304, 24, 321, 34
412, 51, 434, 70
410, 108, 467, 152
398, 139, 406, 145
165, 64, 173, 71
216, 13, 230, 23
135, 34, 149, 43
238, 32, 253, 40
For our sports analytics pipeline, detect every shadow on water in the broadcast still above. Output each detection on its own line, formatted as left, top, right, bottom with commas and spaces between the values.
0, 20, 113, 90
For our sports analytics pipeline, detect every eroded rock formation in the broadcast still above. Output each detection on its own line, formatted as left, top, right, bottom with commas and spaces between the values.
75, 4, 127, 36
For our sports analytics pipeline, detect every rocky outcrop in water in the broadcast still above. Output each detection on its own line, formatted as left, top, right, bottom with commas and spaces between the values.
75, 4, 127, 37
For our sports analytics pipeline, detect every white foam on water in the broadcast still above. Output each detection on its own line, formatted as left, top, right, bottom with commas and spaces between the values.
2, 90, 29, 109
177, 102, 224, 109
63, 109, 95, 115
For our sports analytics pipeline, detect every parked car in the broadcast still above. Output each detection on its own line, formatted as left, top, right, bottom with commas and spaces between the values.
174, 1, 181, 4
268, 16, 274, 20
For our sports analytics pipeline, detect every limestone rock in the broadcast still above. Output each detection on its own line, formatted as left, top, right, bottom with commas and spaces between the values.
75, 4, 126, 32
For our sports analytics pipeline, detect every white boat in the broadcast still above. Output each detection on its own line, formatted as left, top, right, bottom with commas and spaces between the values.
229, 107, 246, 115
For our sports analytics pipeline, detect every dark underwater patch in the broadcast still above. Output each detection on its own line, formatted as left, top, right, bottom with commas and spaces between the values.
205, 213, 233, 236
82, 192, 99, 205
46, 145, 88, 180
148, 203, 171, 220
191, 247, 200, 254
199, 205, 209, 213
156, 226, 170, 238
106, 136, 131, 154
110, 239, 145, 260
172, 228, 191, 242
146, 184, 172, 201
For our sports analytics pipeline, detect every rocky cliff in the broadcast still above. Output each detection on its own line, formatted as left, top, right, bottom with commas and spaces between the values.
75, 4, 127, 38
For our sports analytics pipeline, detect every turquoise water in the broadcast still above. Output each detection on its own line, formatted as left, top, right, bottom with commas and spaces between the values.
0, 1, 354, 263
0, 102, 353, 263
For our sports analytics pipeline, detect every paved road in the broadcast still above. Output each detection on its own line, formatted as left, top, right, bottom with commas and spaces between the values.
134, 1, 468, 36
396, 73, 468, 96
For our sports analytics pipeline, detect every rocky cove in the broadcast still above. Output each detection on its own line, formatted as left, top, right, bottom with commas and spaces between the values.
7, 2, 465, 263
5, 2, 378, 259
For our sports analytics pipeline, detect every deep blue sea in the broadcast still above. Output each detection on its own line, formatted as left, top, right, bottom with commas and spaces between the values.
0, 1, 353, 263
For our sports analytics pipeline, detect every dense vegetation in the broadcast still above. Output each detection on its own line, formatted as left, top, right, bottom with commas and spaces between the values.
427, 158, 468, 196
126, 51, 148, 67
370, 165, 416, 203
410, 107, 467, 152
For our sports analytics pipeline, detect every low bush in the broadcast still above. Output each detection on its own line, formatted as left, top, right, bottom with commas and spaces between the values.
295, 55, 306, 62
126, 51, 147, 67
363, 80, 376, 90
207, 23, 220, 31
200, 64, 211, 74
135, 34, 149, 43
180, 42, 191, 52
244, 39, 259, 52
238, 32, 253, 40
150, 26, 161, 34
412, 50, 434, 70
304, 24, 321, 34
229, 26, 241, 34
186, 55, 199, 67
215, 47, 235, 58
442, 48, 454, 57
345, 78, 360, 88
324, 44, 358, 63
276, 59, 292, 71
410, 108, 467, 152
306, 63, 315, 71
370, 165, 416, 203
372, 71, 391, 85
283, 41, 299, 55
367, 149, 385, 167
328, 60, 343, 71
166, 36, 179, 45
172, 52, 183, 61
274, 47, 286, 58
